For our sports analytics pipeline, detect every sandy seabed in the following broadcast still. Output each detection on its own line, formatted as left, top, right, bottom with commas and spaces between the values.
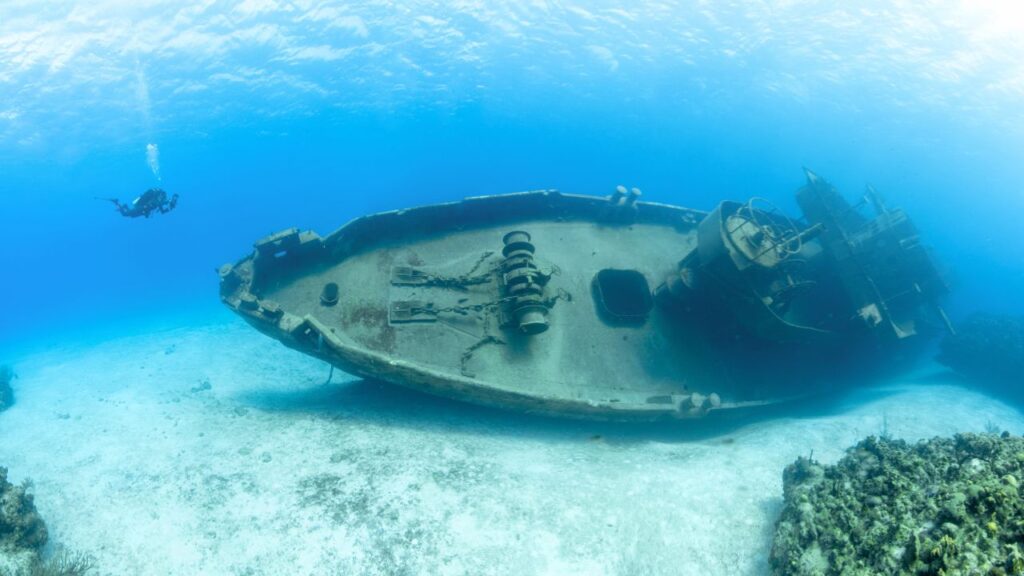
1, 320, 1022, 576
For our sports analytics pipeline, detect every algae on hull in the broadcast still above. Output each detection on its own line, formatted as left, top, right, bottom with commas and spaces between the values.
771, 433, 1024, 576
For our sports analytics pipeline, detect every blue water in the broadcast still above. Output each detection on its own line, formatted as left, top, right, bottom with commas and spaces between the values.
1, 1, 1023, 355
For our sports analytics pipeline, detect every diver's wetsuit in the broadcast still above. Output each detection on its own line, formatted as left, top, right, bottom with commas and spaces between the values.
107, 188, 179, 218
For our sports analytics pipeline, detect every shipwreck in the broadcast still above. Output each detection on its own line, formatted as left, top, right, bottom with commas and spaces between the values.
219, 169, 950, 421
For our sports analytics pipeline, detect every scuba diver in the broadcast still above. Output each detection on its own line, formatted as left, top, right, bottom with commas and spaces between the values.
102, 188, 179, 218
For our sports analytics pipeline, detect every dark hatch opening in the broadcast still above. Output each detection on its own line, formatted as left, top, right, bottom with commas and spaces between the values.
320, 282, 339, 306
592, 269, 653, 325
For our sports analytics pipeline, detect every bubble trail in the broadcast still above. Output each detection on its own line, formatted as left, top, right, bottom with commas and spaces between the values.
146, 143, 161, 181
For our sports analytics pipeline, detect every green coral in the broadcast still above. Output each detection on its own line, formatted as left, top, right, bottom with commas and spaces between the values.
771, 433, 1024, 575
0, 467, 47, 552
0, 468, 94, 576
0, 466, 48, 576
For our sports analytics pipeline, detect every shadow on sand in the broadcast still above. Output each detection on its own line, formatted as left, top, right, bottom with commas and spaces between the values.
229, 369, 964, 445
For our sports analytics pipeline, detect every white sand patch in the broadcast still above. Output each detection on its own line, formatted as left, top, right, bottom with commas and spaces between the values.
1, 321, 1022, 575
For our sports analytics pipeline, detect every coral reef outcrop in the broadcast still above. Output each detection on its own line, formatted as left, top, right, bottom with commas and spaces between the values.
0, 466, 47, 575
771, 433, 1024, 575
0, 365, 13, 413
